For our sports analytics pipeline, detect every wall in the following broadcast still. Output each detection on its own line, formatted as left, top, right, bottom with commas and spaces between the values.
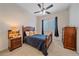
69, 4, 79, 53
0, 4, 36, 51
36, 8, 69, 40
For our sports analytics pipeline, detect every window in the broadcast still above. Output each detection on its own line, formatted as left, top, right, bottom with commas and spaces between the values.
44, 18, 55, 32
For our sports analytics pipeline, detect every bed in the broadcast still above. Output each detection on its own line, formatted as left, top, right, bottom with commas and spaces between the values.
22, 26, 52, 56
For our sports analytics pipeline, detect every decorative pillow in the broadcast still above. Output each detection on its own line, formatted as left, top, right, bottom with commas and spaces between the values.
29, 31, 34, 36
34, 31, 37, 34
34, 31, 40, 34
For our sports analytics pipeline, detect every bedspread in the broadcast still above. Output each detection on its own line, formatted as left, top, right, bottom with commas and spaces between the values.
24, 34, 48, 55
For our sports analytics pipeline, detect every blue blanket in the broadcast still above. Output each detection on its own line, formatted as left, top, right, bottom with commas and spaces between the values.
32, 34, 47, 40
24, 34, 48, 55
24, 34, 47, 49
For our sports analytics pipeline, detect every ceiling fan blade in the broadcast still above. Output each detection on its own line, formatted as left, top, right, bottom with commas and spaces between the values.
46, 4, 53, 10
37, 4, 41, 8
46, 11, 51, 14
34, 11, 41, 13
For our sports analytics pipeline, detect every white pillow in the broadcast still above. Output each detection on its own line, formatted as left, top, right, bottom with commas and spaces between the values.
25, 31, 30, 36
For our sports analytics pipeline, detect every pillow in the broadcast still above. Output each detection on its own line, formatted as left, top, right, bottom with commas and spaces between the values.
34, 31, 37, 34
25, 31, 30, 36
25, 31, 34, 36
34, 31, 40, 34
29, 31, 34, 36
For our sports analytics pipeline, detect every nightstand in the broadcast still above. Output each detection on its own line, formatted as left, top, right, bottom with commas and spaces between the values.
8, 37, 22, 51
8, 29, 22, 51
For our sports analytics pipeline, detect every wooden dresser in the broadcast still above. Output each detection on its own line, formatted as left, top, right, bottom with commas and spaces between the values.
8, 30, 22, 51
63, 27, 77, 51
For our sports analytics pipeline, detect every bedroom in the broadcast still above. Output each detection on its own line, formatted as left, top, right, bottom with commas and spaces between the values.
0, 3, 79, 56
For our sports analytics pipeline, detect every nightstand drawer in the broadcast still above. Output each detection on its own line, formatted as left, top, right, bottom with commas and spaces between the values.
9, 37, 22, 51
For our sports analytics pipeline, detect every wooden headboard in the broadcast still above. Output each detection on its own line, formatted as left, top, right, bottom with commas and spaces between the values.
22, 26, 35, 32
22, 26, 35, 41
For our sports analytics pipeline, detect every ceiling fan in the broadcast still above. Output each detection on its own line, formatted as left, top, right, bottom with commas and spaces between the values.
34, 3, 53, 15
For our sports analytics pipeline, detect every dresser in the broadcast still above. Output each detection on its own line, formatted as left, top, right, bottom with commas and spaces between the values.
63, 27, 77, 51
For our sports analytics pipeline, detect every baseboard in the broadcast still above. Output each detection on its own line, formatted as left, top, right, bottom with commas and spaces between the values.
0, 48, 8, 53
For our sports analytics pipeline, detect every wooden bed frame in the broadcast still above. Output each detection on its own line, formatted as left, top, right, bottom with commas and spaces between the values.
22, 26, 52, 48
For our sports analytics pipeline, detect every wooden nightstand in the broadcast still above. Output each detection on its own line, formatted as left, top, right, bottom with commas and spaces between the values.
8, 30, 22, 51
8, 37, 22, 51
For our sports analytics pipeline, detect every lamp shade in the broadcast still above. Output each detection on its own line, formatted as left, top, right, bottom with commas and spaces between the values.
11, 26, 18, 31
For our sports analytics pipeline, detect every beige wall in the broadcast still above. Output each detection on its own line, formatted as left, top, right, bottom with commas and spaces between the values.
0, 4, 36, 51
69, 4, 79, 53
36, 8, 69, 40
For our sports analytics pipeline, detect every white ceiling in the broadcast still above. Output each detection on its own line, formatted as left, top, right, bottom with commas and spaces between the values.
18, 3, 70, 16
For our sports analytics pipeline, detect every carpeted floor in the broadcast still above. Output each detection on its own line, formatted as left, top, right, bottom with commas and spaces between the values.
0, 39, 78, 56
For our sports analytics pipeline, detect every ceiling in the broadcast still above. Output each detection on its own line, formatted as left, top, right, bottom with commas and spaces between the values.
18, 3, 70, 16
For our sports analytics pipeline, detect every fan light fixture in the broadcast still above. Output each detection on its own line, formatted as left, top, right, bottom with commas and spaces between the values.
34, 3, 53, 15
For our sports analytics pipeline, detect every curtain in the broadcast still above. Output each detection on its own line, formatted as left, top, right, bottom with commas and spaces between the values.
54, 16, 59, 37
42, 20, 44, 35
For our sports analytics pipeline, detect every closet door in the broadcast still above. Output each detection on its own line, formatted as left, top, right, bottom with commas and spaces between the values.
64, 27, 76, 51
